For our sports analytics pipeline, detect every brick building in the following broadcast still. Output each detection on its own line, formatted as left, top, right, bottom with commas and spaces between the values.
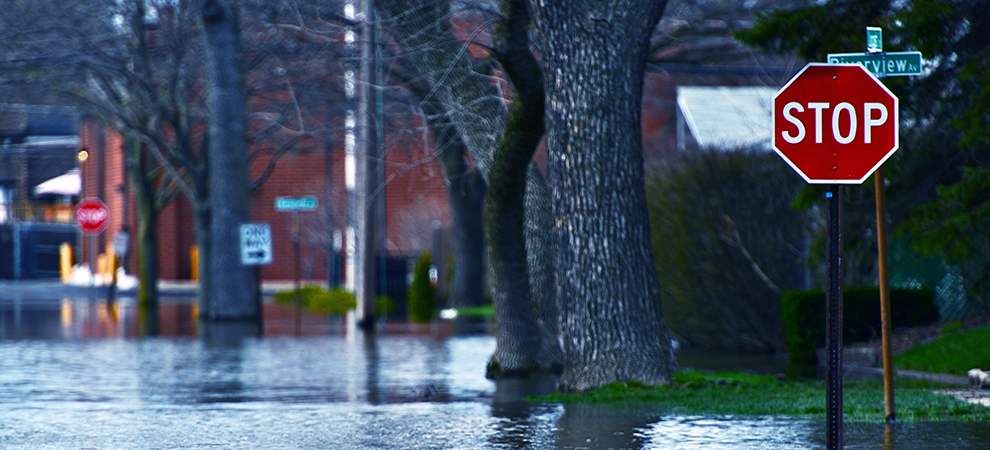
78, 110, 448, 286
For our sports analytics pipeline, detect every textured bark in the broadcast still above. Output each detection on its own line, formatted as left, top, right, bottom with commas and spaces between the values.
200, 0, 257, 322
532, 2, 677, 391
486, 0, 563, 377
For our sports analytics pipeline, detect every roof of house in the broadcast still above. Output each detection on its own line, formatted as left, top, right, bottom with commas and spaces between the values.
677, 86, 776, 151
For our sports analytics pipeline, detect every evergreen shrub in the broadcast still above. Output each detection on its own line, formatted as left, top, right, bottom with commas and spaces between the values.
780, 286, 938, 367
407, 251, 435, 324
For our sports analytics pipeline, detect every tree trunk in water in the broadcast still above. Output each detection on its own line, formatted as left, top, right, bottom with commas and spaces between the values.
125, 135, 161, 336
136, 205, 160, 335
532, 1, 677, 391
193, 189, 212, 319
200, 0, 257, 323
486, 0, 562, 377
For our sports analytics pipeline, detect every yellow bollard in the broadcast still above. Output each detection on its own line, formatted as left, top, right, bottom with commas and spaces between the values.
105, 243, 116, 280
97, 254, 107, 283
190, 245, 199, 281
60, 243, 73, 282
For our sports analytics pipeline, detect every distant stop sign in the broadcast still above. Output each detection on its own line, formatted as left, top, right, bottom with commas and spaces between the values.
774, 63, 899, 184
75, 198, 109, 234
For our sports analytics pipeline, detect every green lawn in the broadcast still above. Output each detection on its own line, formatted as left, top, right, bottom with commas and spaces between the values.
535, 371, 990, 422
895, 325, 990, 376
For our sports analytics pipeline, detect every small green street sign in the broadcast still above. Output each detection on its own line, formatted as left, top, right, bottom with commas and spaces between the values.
826, 51, 923, 77
866, 27, 883, 53
275, 195, 318, 211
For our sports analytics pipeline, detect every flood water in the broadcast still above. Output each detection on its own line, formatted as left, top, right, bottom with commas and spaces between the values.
2, 295, 990, 449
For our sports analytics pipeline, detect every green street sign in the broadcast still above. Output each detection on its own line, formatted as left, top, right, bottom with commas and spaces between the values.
275, 196, 318, 211
826, 51, 923, 77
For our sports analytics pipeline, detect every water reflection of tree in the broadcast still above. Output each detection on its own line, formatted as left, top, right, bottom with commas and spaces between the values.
556, 403, 654, 450
196, 322, 255, 403
489, 377, 560, 449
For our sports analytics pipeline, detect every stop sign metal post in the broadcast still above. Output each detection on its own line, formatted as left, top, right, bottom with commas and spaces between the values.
774, 63, 899, 450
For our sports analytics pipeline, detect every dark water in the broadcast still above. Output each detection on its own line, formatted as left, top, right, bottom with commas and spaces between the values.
2, 297, 990, 449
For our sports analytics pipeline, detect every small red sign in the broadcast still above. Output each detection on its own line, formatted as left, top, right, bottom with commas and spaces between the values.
773, 63, 899, 184
75, 198, 109, 234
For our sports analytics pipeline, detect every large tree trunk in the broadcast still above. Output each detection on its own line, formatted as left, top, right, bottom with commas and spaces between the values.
532, 1, 677, 391
200, 0, 257, 323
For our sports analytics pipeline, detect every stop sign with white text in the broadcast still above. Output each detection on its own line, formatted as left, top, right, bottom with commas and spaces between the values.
75, 198, 109, 234
773, 63, 899, 184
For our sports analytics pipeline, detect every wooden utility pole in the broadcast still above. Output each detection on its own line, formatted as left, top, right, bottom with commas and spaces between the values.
876, 168, 895, 423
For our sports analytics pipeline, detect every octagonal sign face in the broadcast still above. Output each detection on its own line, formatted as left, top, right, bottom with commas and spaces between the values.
774, 63, 899, 184
75, 198, 109, 234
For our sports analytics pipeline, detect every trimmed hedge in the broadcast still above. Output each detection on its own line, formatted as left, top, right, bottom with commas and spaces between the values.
781, 287, 938, 367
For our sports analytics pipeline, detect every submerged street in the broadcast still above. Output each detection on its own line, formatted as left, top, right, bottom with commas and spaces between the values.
2, 292, 990, 449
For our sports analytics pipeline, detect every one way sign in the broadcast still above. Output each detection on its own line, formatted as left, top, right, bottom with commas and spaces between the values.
240, 223, 273, 265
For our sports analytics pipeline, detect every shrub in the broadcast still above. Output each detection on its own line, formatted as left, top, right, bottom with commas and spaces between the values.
273, 286, 356, 315
375, 295, 395, 316
407, 251, 435, 324
780, 287, 938, 367
646, 150, 806, 353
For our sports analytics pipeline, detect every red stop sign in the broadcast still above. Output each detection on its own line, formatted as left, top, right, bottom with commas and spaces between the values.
774, 63, 899, 184
75, 198, 109, 234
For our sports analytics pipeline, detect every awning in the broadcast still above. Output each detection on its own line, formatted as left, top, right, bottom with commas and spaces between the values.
34, 168, 81, 197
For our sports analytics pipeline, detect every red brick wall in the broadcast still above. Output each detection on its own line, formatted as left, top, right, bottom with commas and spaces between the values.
80, 108, 452, 283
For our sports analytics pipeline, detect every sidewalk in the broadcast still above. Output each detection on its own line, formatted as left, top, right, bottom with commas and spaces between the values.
0, 278, 305, 300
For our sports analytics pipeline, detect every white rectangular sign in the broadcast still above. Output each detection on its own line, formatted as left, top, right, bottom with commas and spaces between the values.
240, 223, 273, 265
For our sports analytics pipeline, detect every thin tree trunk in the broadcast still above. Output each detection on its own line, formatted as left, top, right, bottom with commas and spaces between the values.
200, 0, 256, 323
532, 0, 677, 391
136, 203, 160, 335
378, 0, 562, 372
430, 112, 487, 309
126, 135, 161, 336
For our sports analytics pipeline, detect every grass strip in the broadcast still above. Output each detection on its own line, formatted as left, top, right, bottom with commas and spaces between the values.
534, 371, 990, 422
895, 325, 990, 376
454, 305, 495, 318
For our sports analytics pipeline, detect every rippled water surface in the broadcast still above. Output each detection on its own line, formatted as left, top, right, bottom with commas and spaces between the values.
2, 297, 990, 449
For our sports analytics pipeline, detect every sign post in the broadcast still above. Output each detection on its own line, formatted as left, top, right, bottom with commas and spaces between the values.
774, 63, 899, 450
275, 196, 318, 335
